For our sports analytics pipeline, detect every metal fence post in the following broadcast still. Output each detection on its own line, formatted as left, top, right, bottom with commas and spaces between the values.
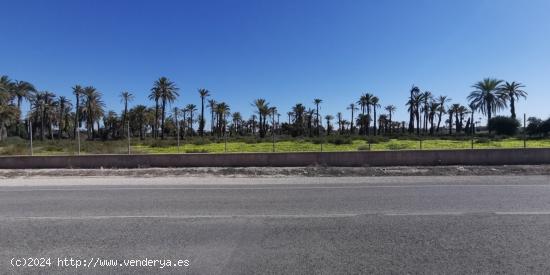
177, 124, 180, 153
77, 127, 81, 155
127, 122, 131, 155
523, 113, 527, 148
272, 130, 275, 153
523, 113, 526, 148
29, 120, 33, 156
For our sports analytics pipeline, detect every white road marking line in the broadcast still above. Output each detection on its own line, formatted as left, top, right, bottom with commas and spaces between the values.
1, 184, 550, 192
3, 211, 550, 220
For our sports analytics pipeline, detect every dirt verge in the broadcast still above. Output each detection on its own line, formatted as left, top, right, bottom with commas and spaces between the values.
0, 165, 549, 178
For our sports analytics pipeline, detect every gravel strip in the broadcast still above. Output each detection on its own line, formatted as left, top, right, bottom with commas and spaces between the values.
0, 165, 549, 178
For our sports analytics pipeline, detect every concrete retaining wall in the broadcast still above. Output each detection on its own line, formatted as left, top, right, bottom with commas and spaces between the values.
0, 148, 549, 169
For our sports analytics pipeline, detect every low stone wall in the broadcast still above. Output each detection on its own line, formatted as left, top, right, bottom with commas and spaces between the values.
1, 148, 549, 169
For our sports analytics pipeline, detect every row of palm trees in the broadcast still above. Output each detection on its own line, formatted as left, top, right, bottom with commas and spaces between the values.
0, 74, 528, 142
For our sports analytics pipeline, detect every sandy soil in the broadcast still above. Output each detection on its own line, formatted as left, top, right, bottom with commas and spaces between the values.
0, 165, 549, 178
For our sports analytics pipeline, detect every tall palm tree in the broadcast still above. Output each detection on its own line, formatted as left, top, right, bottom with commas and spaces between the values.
325, 115, 334, 135
148, 86, 162, 138
215, 102, 230, 136
208, 99, 217, 135
408, 86, 420, 133
406, 90, 423, 135
0, 76, 18, 141
57, 96, 71, 138
185, 104, 197, 135
384, 105, 396, 134
119, 91, 134, 137
313, 98, 322, 136
347, 103, 358, 134
421, 91, 433, 133
153, 77, 179, 139
198, 88, 210, 136
12, 80, 35, 136
498, 81, 526, 119
82, 86, 105, 139
72, 85, 83, 139
252, 99, 269, 138
371, 96, 380, 135
435, 95, 450, 132
468, 78, 506, 132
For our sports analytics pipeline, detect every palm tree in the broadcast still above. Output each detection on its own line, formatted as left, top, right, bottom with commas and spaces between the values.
406, 90, 423, 135
72, 85, 83, 139
82, 86, 105, 139
447, 105, 455, 135
371, 96, 380, 135
198, 88, 210, 136
208, 99, 217, 135
421, 91, 433, 133
384, 105, 396, 134
408, 85, 420, 133
325, 114, 334, 135
313, 98, 322, 136
498, 81, 526, 119
153, 77, 179, 139
185, 104, 197, 135
119, 91, 134, 137
435, 95, 450, 132
252, 99, 269, 138
468, 78, 506, 132
347, 103, 358, 134
0, 76, 18, 141
357, 94, 368, 134
215, 102, 230, 136
57, 96, 71, 138
336, 112, 343, 134
129, 105, 147, 139
148, 86, 162, 138
12, 80, 35, 136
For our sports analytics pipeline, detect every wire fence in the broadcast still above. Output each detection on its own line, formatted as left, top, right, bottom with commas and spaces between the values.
1, 134, 549, 156
1, 114, 548, 156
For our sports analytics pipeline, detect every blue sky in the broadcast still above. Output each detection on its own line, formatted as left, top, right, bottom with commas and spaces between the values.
1, 0, 549, 125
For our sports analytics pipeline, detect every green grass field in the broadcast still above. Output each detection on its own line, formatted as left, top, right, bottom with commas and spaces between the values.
1, 137, 549, 156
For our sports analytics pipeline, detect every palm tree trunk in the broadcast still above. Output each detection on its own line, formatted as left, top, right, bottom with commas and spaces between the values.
154, 99, 159, 138
510, 98, 516, 119
200, 98, 205, 136
436, 111, 443, 132
160, 99, 166, 139
74, 95, 79, 139
373, 107, 377, 136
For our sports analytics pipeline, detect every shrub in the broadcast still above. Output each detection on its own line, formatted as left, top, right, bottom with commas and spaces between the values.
365, 136, 389, 144
387, 142, 409, 150
327, 136, 352, 145
191, 138, 211, 145
357, 144, 370, 151
488, 116, 520, 136
475, 137, 490, 144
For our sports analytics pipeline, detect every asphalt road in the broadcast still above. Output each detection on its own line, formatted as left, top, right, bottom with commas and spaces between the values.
1, 175, 550, 274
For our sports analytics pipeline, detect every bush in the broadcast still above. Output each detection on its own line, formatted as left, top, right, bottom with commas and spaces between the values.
191, 138, 211, 145
475, 137, 490, 144
327, 136, 352, 145
387, 142, 409, 150
365, 136, 389, 144
488, 116, 520, 136
357, 144, 370, 151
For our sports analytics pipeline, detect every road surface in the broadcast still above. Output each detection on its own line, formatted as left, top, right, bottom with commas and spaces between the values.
1, 175, 550, 274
